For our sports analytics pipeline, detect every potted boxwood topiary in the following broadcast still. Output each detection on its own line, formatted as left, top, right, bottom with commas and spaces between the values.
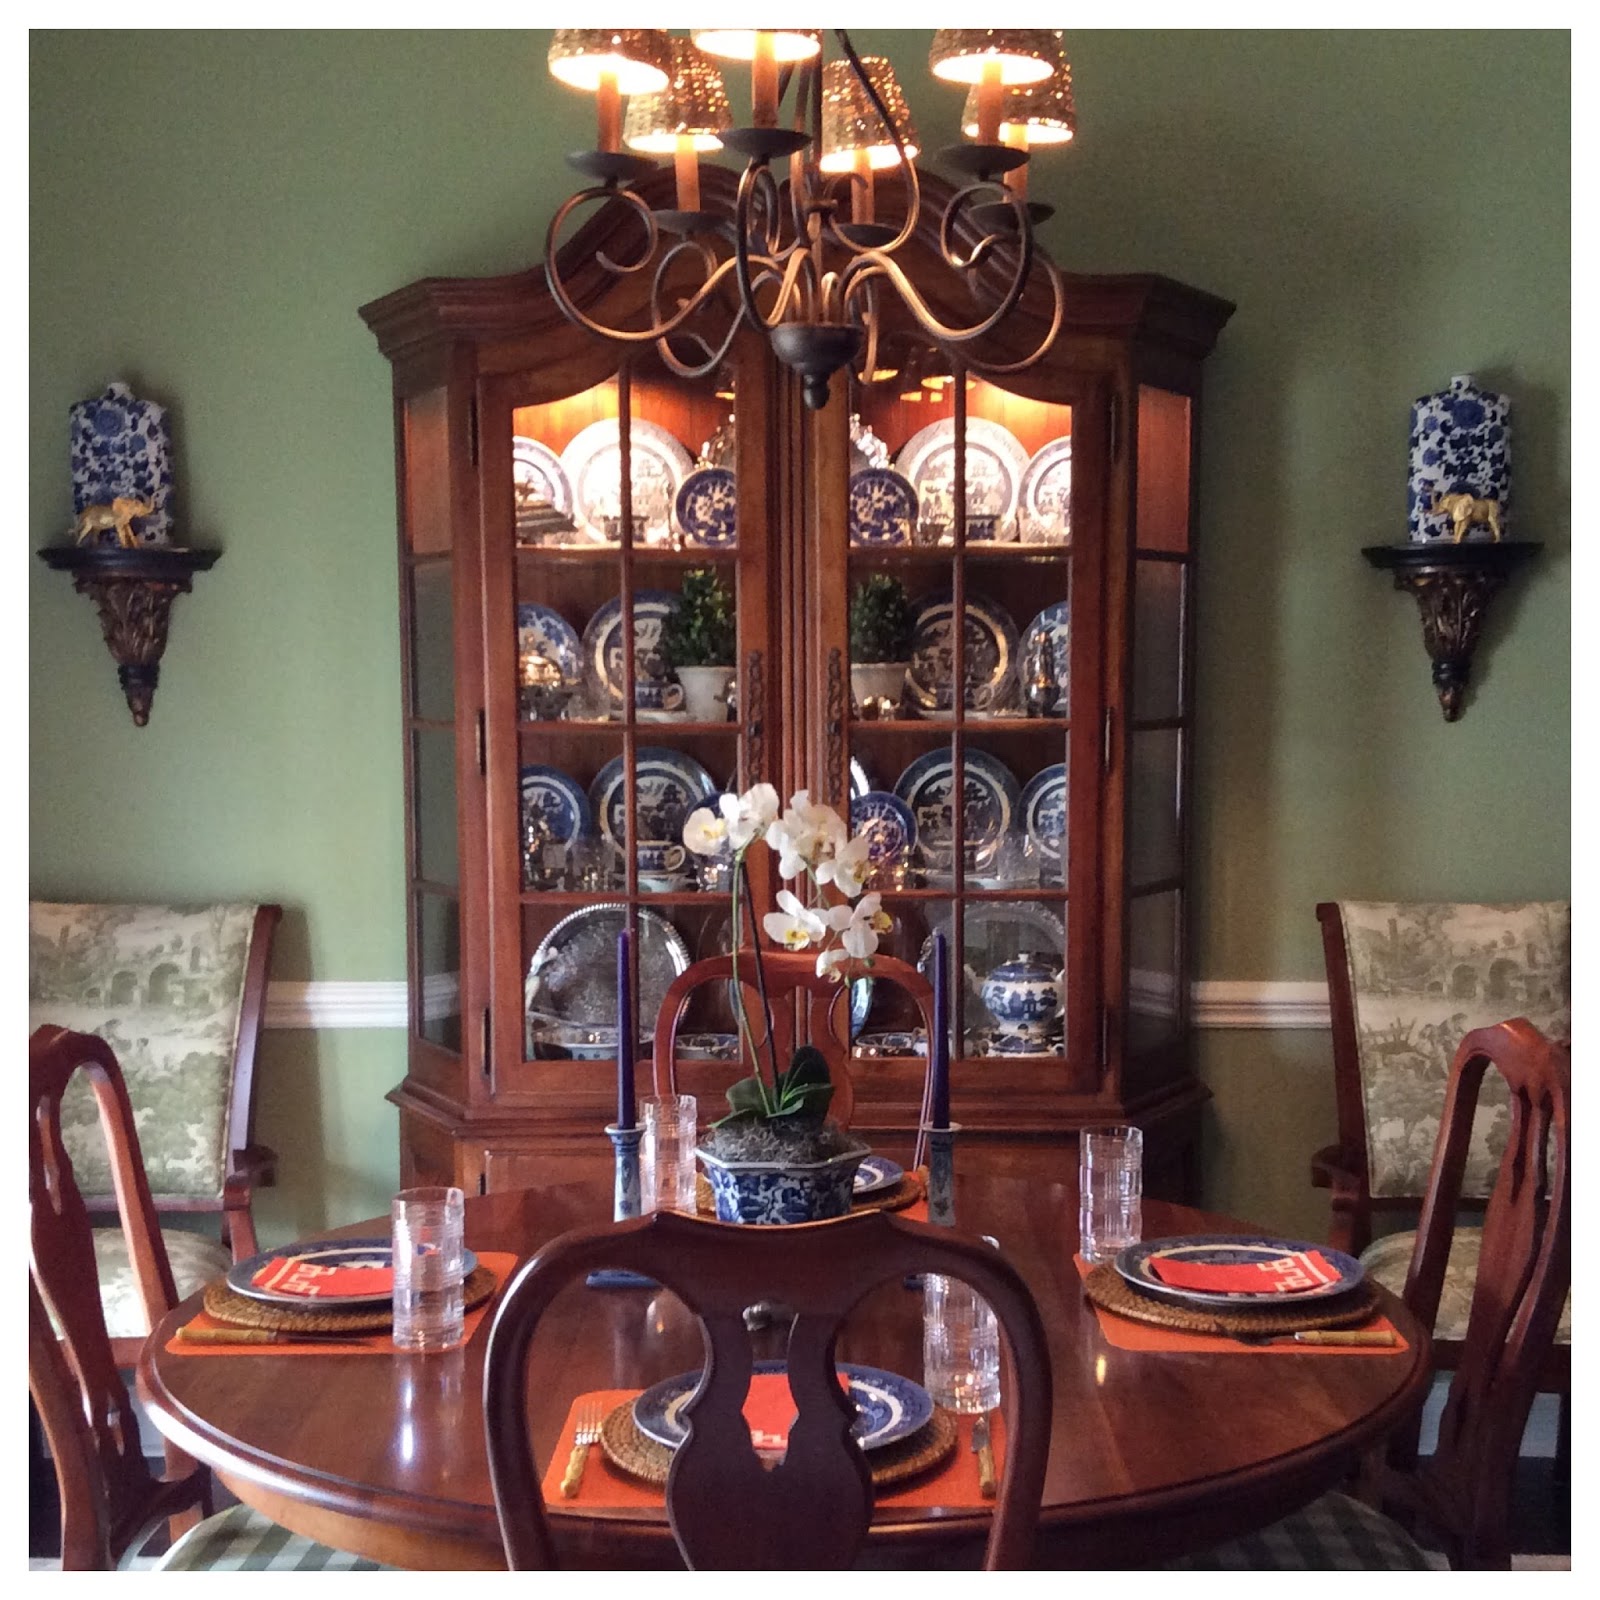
660, 566, 736, 722
848, 572, 914, 716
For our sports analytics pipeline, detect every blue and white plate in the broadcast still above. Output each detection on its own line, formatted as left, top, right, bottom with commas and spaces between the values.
907, 590, 1019, 714
590, 747, 717, 851
225, 1237, 479, 1310
1019, 763, 1068, 869
853, 1155, 904, 1196
520, 765, 592, 846
513, 437, 572, 524
851, 1029, 928, 1059
515, 602, 581, 685
561, 418, 692, 544
1019, 600, 1070, 715
675, 1031, 741, 1062
850, 790, 916, 868
895, 416, 1029, 523
848, 467, 917, 548
849, 757, 870, 800
582, 592, 681, 714
1115, 1235, 1368, 1310
675, 466, 737, 548
1017, 437, 1073, 541
633, 1360, 933, 1453
893, 748, 1020, 867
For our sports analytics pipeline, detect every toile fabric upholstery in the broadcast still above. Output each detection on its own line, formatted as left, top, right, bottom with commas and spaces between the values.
92, 1227, 232, 1340
1165, 1491, 1447, 1571
1331, 901, 1571, 1343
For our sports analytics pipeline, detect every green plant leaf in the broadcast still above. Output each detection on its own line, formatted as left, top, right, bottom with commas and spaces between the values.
725, 1074, 772, 1117
782, 1044, 831, 1089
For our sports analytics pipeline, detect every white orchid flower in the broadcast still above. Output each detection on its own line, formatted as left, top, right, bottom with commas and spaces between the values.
816, 832, 873, 898
724, 783, 779, 851
763, 889, 828, 950
766, 790, 848, 879
815, 894, 892, 979
682, 806, 728, 857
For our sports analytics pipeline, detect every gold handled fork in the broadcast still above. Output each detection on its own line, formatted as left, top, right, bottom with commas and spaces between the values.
560, 1401, 603, 1498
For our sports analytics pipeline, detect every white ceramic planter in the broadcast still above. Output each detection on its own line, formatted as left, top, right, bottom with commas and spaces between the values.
676, 665, 735, 722
850, 661, 908, 715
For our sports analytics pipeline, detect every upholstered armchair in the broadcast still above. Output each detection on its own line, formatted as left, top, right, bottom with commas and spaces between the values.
28, 901, 281, 1363
1313, 901, 1571, 1370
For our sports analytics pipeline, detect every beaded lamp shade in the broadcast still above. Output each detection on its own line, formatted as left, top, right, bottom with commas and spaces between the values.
548, 29, 673, 93
625, 38, 733, 153
961, 47, 1076, 144
928, 29, 1058, 87
819, 56, 919, 172
692, 28, 821, 63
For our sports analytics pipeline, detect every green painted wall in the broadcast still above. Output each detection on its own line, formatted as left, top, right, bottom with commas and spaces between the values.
30, 31, 1569, 1243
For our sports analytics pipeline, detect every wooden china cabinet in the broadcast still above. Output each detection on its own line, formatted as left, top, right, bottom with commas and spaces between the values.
360, 167, 1233, 1203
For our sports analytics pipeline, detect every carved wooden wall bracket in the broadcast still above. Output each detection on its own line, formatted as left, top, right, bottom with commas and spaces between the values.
37, 546, 221, 726
1362, 541, 1539, 722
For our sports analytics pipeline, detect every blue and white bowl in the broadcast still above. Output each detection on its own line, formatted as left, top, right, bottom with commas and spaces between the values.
697, 1144, 868, 1225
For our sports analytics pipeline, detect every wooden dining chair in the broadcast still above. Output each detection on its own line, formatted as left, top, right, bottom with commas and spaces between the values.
1171, 1016, 1570, 1570
652, 949, 941, 1165
28, 901, 283, 1368
484, 1206, 1053, 1570
29, 1025, 384, 1571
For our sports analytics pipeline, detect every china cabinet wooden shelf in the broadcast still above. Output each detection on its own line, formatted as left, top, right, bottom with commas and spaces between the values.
360, 165, 1233, 1200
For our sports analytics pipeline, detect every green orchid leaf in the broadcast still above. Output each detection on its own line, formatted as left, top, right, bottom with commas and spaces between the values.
724, 1075, 772, 1117
784, 1045, 831, 1089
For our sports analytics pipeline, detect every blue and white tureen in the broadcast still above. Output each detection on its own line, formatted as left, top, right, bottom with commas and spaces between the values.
979, 952, 1064, 1045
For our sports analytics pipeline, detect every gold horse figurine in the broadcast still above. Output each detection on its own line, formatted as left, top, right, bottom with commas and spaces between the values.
1430, 490, 1503, 544
71, 495, 155, 549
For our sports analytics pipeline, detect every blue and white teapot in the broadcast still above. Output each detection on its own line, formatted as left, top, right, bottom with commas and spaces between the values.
980, 952, 1064, 1044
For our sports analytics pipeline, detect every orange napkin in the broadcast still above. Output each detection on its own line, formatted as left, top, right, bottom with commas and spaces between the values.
1148, 1248, 1343, 1296
250, 1255, 394, 1298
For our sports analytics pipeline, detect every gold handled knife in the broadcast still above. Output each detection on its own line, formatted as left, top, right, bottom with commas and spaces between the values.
971, 1413, 997, 1499
1291, 1329, 1397, 1347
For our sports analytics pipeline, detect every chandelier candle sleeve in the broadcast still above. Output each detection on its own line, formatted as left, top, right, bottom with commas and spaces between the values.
931, 930, 950, 1128
617, 927, 635, 1129
751, 30, 778, 126
976, 56, 1004, 145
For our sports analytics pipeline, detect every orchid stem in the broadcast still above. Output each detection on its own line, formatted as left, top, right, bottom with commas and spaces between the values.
739, 857, 778, 1089
729, 856, 763, 1093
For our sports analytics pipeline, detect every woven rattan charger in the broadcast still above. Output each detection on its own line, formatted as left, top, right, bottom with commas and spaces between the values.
598, 1398, 959, 1491
202, 1264, 500, 1335
1082, 1262, 1380, 1336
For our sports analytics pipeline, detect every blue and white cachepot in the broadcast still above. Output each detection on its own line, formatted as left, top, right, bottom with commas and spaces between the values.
981, 952, 1064, 1044
69, 381, 176, 545
1407, 373, 1511, 543
697, 1144, 868, 1224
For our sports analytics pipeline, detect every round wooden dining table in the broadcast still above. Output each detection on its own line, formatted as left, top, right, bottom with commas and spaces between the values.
138, 1173, 1432, 1570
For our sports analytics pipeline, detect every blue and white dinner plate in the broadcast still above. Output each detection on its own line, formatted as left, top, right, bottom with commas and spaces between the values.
515, 602, 581, 685
893, 748, 1020, 866
225, 1237, 479, 1310
1019, 763, 1068, 869
561, 417, 692, 544
848, 467, 917, 547
633, 1360, 933, 1453
1115, 1235, 1367, 1310
581, 591, 681, 713
590, 747, 717, 851
849, 757, 870, 800
895, 417, 1029, 523
674, 466, 737, 548
519, 765, 592, 846
906, 589, 1019, 715
849, 789, 916, 868
512, 437, 572, 523
853, 1155, 904, 1197
1017, 437, 1073, 541
1019, 600, 1070, 715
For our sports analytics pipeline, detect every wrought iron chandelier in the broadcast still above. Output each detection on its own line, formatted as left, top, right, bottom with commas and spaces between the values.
544, 28, 1073, 409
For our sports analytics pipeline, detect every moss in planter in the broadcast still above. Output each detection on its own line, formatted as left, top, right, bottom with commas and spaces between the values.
699, 1117, 868, 1165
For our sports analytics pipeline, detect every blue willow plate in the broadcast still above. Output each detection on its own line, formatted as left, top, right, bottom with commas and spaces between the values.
632, 1360, 933, 1453
590, 747, 717, 851
560, 417, 692, 544
225, 1237, 479, 1309
893, 747, 1020, 867
581, 591, 681, 713
853, 1155, 904, 1197
895, 416, 1029, 523
513, 437, 572, 522
674, 466, 737, 548
1017, 436, 1073, 540
1019, 600, 1070, 714
1019, 763, 1068, 869
906, 589, 1019, 714
850, 789, 916, 868
515, 602, 581, 685
1115, 1235, 1367, 1310
848, 467, 916, 547
519, 765, 591, 846
849, 757, 870, 800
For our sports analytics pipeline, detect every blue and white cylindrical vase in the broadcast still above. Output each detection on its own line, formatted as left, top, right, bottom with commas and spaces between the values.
1406, 372, 1511, 543
69, 381, 175, 545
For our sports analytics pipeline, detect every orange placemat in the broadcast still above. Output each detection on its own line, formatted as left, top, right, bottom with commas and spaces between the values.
1074, 1257, 1408, 1355
165, 1251, 520, 1357
541, 1386, 1004, 1510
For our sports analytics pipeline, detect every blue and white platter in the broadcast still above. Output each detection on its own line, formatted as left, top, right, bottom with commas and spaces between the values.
590, 747, 717, 850
633, 1360, 933, 1453
848, 467, 917, 547
1019, 600, 1070, 715
1017, 437, 1072, 542
895, 417, 1029, 523
907, 590, 1019, 715
561, 418, 692, 545
893, 748, 1020, 866
674, 466, 737, 548
225, 1238, 479, 1310
520, 765, 592, 846
515, 602, 581, 685
1019, 763, 1068, 869
849, 789, 916, 868
853, 1155, 904, 1197
1114, 1235, 1367, 1310
582, 591, 681, 714
512, 437, 572, 524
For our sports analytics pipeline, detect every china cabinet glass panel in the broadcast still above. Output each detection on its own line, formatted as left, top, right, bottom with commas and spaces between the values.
415, 890, 462, 1052
1127, 888, 1182, 1051
1128, 728, 1182, 889
403, 389, 453, 555
1131, 559, 1184, 722
408, 561, 454, 722
1135, 386, 1192, 555
412, 727, 459, 888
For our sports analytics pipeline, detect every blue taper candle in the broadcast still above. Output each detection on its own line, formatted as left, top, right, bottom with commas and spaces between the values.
617, 927, 636, 1129
931, 930, 950, 1128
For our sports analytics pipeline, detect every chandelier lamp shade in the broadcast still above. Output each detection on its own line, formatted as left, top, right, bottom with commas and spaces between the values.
543, 27, 1069, 409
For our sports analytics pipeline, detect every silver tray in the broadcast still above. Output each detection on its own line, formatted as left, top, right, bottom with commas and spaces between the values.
524, 904, 690, 1039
